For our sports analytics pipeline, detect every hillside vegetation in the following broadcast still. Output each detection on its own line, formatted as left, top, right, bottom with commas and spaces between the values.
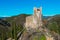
0, 14, 30, 40
47, 15, 60, 34
0, 14, 60, 40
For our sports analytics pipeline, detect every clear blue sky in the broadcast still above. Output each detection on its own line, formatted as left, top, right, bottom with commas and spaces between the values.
0, 0, 60, 17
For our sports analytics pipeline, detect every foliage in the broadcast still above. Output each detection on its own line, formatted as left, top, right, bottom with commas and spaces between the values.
32, 34, 46, 40
47, 22, 58, 33
47, 15, 60, 34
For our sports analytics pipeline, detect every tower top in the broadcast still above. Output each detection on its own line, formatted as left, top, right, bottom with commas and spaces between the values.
34, 7, 42, 12
33, 7, 42, 15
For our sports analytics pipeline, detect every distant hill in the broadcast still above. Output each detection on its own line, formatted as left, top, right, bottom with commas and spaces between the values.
0, 14, 31, 39
46, 14, 60, 34
0, 17, 7, 19
43, 16, 51, 19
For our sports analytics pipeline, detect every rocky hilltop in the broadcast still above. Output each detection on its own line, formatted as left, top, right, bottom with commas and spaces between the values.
0, 14, 60, 40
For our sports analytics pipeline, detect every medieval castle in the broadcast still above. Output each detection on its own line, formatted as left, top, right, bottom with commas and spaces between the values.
25, 7, 42, 32
24, 7, 54, 40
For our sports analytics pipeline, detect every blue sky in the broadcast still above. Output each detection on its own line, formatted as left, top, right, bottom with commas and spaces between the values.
0, 0, 60, 17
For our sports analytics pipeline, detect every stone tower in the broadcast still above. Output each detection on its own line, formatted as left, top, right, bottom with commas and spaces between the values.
33, 7, 42, 27
25, 7, 42, 32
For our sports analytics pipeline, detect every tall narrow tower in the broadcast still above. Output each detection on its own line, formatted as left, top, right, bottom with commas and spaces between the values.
25, 7, 42, 32
33, 7, 42, 27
